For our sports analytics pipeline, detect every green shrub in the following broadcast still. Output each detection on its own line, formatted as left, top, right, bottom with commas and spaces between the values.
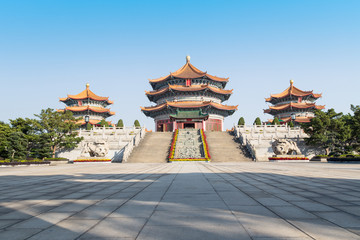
117, 119, 124, 128
44, 157, 68, 161
134, 120, 140, 128
253, 117, 261, 125
238, 117, 245, 126
273, 117, 280, 125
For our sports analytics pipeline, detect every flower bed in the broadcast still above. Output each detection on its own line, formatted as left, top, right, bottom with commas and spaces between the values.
269, 156, 309, 162
269, 157, 309, 160
168, 129, 179, 160
0, 161, 50, 166
200, 129, 211, 161
73, 159, 111, 163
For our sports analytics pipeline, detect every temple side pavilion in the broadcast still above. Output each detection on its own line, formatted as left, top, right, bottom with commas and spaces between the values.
264, 80, 324, 124
141, 56, 237, 132
59, 84, 115, 127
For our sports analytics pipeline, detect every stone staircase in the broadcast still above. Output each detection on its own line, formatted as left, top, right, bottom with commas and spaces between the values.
206, 131, 251, 162
125, 132, 173, 163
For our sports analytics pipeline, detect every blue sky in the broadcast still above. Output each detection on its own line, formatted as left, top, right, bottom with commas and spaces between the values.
0, 0, 359, 130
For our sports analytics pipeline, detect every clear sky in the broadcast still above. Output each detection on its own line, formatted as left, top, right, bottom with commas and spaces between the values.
0, 0, 359, 130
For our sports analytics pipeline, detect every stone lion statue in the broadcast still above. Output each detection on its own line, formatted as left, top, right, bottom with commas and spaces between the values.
272, 139, 301, 155
80, 140, 109, 157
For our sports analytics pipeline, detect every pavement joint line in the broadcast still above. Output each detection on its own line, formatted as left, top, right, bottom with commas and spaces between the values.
134, 163, 182, 239
74, 164, 174, 240
202, 163, 317, 240
217, 164, 360, 221
0, 165, 157, 209
197, 163, 254, 240
20, 164, 171, 240
2, 165, 164, 217
207, 164, 360, 238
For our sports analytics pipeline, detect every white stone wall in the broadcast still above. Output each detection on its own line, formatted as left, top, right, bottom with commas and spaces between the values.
56, 126, 146, 162
234, 125, 321, 161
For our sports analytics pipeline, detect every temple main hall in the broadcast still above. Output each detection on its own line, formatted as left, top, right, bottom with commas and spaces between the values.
141, 56, 237, 132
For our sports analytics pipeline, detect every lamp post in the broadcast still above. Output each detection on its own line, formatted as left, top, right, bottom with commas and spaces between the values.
291, 113, 296, 127
85, 115, 89, 130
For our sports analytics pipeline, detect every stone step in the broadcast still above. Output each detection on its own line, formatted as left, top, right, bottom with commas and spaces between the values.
126, 132, 173, 163
206, 131, 251, 162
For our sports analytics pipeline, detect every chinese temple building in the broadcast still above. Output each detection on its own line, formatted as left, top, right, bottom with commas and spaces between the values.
59, 83, 115, 127
141, 56, 237, 132
264, 80, 325, 124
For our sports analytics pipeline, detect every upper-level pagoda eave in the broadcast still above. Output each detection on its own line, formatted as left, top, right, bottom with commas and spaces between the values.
264, 102, 325, 115
59, 83, 113, 105
62, 106, 115, 116
265, 80, 322, 103
145, 85, 233, 103
148, 58, 229, 90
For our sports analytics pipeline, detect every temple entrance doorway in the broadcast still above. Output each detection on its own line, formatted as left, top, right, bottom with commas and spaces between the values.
184, 123, 195, 128
157, 124, 164, 132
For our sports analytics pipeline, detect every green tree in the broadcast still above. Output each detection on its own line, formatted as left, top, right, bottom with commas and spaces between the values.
86, 123, 92, 130
272, 117, 280, 125
343, 105, 360, 153
10, 118, 40, 158
100, 119, 109, 127
301, 109, 351, 155
134, 120, 140, 128
7, 131, 28, 160
253, 117, 261, 125
117, 119, 124, 128
0, 122, 12, 159
35, 108, 83, 157
238, 117, 245, 126
288, 121, 294, 128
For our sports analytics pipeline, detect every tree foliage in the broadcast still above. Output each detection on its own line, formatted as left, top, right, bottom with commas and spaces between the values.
100, 119, 109, 127
272, 117, 280, 125
0, 109, 83, 159
288, 121, 294, 128
35, 108, 83, 157
0, 122, 13, 158
134, 120, 140, 128
253, 117, 261, 126
238, 117, 245, 126
117, 119, 124, 128
301, 109, 352, 155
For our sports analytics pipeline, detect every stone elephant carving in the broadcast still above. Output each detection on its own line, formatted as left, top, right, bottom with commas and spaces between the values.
272, 139, 301, 155
80, 140, 109, 157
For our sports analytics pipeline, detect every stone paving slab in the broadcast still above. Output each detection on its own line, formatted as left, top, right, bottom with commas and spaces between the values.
0, 162, 359, 239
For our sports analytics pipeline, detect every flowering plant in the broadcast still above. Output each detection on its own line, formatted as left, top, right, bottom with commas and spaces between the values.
168, 129, 179, 161
74, 159, 111, 162
268, 157, 309, 160
200, 129, 211, 161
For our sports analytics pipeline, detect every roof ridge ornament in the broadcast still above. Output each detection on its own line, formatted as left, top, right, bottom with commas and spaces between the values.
186, 55, 190, 63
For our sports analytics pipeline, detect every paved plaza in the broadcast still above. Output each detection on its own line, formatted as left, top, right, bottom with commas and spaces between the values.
0, 162, 359, 240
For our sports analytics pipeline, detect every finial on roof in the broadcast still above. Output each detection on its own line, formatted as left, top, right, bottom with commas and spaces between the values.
86, 83, 90, 89
186, 55, 191, 63
290, 79, 294, 85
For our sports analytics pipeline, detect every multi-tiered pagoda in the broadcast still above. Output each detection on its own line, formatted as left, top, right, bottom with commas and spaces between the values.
59, 83, 115, 127
141, 56, 237, 132
264, 80, 324, 124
